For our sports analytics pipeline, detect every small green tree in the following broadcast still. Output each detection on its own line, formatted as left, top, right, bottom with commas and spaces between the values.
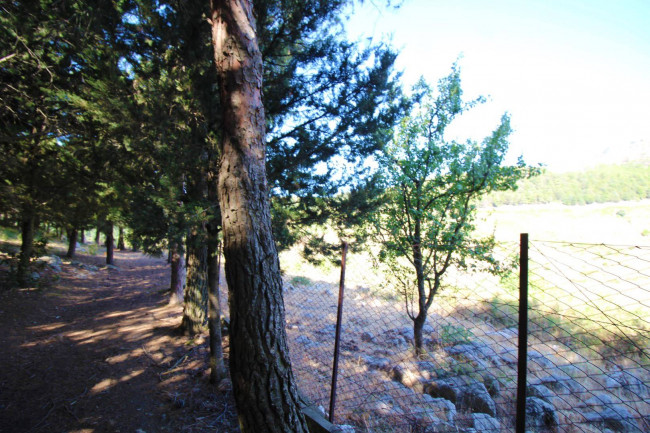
371, 65, 537, 355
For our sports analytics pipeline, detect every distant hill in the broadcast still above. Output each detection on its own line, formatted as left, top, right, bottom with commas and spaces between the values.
481, 161, 650, 207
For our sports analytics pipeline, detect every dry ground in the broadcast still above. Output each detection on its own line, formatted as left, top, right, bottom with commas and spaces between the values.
0, 248, 239, 433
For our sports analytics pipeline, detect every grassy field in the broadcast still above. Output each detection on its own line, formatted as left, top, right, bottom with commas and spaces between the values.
475, 200, 650, 244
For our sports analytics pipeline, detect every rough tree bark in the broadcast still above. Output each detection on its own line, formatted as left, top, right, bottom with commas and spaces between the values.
210, 1, 309, 431
207, 168, 226, 383
169, 239, 186, 305
66, 227, 78, 258
17, 204, 36, 287
180, 228, 208, 335
117, 227, 125, 250
105, 221, 114, 265
207, 235, 226, 384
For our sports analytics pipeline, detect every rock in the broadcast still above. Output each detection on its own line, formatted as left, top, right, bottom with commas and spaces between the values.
422, 324, 435, 334
448, 342, 497, 359
371, 395, 403, 417
585, 393, 615, 407
397, 326, 415, 341
392, 363, 426, 393
582, 406, 642, 433
341, 340, 359, 352
362, 355, 390, 371
30, 271, 40, 280
425, 379, 462, 403
361, 331, 375, 343
295, 335, 320, 349
605, 371, 649, 399
421, 394, 457, 425
71, 261, 99, 272
385, 336, 408, 350
490, 327, 517, 339
472, 413, 500, 432
482, 374, 500, 397
446, 341, 503, 367
425, 378, 496, 417
529, 350, 555, 368
534, 373, 583, 394
526, 397, 558, 430
415, 362, 437, 381
527, 384, 555, 403
459, 382, 497, 417
317, 324, 342, 339
103, 264, 120, 271
558, 364, 584, 379
36, 255, 62, 273
500, 351, 518, 365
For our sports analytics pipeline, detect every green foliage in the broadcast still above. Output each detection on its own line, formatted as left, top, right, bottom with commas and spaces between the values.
0, 227, 20, 241
439, 324, 475, 346
32, 237, 48, 259
370, 64, 537, 326
256, 0, 408, 249
481, 162, 650, 206
289, 276, 312, 287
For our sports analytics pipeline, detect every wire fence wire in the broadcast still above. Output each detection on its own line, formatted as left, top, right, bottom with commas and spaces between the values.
269, 239, 650, 433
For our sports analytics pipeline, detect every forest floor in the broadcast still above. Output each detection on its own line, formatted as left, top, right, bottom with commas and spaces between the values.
0, 247, 240, 433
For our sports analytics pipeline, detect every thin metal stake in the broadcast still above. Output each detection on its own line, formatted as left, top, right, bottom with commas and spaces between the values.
329, 241, 348, 423
516, 233, 529, 433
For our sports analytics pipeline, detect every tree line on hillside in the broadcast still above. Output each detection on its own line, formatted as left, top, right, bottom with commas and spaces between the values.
0, 1, 536, 431
480, 163, 650, 207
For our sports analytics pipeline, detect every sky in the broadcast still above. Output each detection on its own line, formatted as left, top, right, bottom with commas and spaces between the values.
344, 0, 650, 171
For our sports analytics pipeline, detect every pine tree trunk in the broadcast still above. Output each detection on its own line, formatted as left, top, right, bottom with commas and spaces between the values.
105, 221, 114, 265
180, 230, 208, 335
95, 226, 101, 245
169, 240, 186, 305
211, 1, 308, 430
66, 228, 78, 258
80, 230, 85, 244
208, 226, 226, 384
17, 205, 36, 287
117, 227, 125, 250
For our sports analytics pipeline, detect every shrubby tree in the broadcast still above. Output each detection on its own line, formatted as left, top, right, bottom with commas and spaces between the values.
370, 65, 538, 354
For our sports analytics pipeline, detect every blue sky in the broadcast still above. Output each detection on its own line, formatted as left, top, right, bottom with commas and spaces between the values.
345, 0, 650, 171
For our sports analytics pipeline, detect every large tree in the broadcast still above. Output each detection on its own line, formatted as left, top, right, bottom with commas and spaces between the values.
371, 66, 537, 354
258, 0, 407, 247
210, 0, 309, 431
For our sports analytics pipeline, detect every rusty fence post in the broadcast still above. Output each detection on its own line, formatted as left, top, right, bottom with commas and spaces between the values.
329, 241, 348, 423
516, 233, 529, 433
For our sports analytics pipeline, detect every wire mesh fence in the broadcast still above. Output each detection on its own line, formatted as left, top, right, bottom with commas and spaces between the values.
219, 238, 650, 432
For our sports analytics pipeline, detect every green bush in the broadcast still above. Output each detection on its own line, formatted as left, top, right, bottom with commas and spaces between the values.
439, 324, 474, 346
0, 226, 20, 241
289, 275, 311, 287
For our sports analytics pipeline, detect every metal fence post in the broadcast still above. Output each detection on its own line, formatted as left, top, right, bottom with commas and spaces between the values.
516, 233, 529, 433
329, 241, 348, 423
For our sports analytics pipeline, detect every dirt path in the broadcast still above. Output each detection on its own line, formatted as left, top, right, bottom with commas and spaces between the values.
0, 249, 238, 433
